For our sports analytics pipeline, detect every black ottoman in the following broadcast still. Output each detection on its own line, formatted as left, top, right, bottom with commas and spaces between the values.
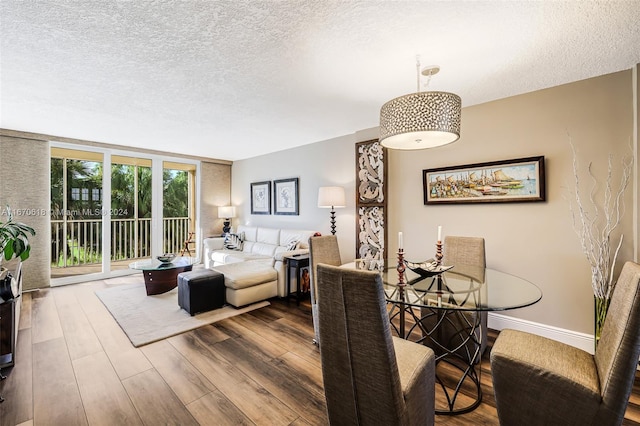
177, 269, 225, 315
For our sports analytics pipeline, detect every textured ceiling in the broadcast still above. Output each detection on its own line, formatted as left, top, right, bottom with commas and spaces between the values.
1, 1, 640, 161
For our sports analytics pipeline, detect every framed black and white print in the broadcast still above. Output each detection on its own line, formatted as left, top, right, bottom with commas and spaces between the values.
251, 181, 271, 214
273, 178, 299, 215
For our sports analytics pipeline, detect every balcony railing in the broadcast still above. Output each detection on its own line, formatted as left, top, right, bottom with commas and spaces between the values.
51, 217, 192, 268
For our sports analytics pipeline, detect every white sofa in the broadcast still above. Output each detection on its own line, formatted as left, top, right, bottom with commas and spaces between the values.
203, 225, 315, 307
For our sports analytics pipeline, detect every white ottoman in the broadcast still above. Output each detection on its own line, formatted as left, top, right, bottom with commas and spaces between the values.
213, 260, 277, 307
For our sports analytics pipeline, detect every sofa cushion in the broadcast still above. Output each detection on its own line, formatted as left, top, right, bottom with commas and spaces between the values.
238, 225, 258, 242
241, 241, 256, 253
211, 250, 270, 265
214, 260, 277, 290
252, 242, 278, 258
257, 227, 280, 245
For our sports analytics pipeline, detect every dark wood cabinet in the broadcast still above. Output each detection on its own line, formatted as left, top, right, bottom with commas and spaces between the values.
0, 260, 22, 369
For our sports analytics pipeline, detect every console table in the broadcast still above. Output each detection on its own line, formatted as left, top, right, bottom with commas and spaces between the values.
0, 260, 22, 370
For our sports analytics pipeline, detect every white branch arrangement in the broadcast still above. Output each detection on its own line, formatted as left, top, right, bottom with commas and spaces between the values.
568, 140, 633, 300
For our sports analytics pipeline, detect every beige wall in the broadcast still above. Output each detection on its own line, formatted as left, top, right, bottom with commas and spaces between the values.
635, 64, 640, 262
389, 69, 634, 334
0, 135, 51, 290
233, 69, 637, 335
200, 161, 232, 238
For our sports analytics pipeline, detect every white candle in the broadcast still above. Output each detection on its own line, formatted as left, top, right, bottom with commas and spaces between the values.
398, 231, 403, 249
437, 225, 442, 242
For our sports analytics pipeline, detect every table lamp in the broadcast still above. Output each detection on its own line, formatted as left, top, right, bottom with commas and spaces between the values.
218, 206, 236, 234
317, 186, 346, 235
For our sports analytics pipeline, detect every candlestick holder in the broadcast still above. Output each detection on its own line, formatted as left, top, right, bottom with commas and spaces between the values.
435, 240, 443, 266
396, 248, 407, 306
397, 249, 406, 288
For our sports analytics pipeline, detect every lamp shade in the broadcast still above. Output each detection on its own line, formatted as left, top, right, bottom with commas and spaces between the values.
318, 186, 346, 208
218, 206, 236, 219
379, 91, 461, 150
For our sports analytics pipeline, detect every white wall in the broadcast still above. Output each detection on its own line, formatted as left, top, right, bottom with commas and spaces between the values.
231, 130, 379, 263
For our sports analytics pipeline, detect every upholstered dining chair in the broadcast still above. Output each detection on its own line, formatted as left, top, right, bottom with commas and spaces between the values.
308, 235, 342, 345
421, 235, 486, 363
316, 264, 436, 425
491, 260, 640, 426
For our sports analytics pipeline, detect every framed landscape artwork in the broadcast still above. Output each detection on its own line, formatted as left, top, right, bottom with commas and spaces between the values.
423, 156, 545, 204
273, 177, 299, 215
251, 181, 271, 214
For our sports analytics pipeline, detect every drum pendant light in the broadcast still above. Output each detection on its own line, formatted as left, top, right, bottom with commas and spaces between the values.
380, 60, 461, 150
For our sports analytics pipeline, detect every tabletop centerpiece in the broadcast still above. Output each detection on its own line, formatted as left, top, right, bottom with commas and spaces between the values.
402, 226, 453, 278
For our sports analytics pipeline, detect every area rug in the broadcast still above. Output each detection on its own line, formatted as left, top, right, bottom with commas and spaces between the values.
95, 283, 269, 347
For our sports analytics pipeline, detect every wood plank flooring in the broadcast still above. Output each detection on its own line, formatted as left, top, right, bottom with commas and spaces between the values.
1, 276, 640, 425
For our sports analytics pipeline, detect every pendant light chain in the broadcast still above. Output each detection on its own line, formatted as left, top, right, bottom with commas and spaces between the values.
415, 55, 433, 93
416, 56, 421, 92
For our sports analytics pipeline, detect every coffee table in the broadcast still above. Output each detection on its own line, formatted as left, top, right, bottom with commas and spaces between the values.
129, 257, 194, 295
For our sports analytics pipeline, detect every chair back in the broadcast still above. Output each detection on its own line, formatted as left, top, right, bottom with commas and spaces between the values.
438, 235, 487, 363
317, 264, 407, 425
308, 235, 342, 344
443, 236, 486, 267
594, 261, 640, 423
309, 235, 342, 301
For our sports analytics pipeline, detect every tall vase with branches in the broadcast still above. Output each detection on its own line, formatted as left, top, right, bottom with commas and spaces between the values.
568, 141, 632, 347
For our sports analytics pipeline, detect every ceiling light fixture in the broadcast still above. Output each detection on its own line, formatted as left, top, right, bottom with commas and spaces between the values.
379, 58, 461, 150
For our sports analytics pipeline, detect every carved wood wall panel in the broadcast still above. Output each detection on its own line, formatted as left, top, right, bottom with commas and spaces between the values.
355, 139, 388, 267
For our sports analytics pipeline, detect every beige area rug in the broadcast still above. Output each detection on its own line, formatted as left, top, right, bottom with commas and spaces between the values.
96, 282, 269, 347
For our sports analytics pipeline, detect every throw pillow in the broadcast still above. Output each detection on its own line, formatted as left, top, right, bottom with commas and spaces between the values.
224, 232, 244, 250
286, 239, 299, 251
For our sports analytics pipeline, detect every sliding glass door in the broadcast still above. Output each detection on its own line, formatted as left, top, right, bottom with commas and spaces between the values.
51, 144, 199, 284
51, 148, 105, 278
110, 155, 153, 272
163, 161, 196, 256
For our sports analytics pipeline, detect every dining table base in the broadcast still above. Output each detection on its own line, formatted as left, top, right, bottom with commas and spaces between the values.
388, 301, 484, 415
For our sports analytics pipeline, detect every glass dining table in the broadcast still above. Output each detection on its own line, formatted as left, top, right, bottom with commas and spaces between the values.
379, 263, 542, 415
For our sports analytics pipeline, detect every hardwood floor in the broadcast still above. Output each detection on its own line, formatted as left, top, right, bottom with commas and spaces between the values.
1, 276, 640, 425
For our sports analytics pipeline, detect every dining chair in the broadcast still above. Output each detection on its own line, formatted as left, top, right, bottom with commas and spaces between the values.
421, 236, 486, 363
491, 260, 640, 426
308, 235, 342, 345
316, 264, 436, 425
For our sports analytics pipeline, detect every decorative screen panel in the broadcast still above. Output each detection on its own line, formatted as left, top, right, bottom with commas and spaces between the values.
356, 139, 387, 265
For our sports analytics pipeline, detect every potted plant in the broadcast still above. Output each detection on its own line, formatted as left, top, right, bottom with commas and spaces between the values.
0, 207, 35, 301
0, 207, 36, 264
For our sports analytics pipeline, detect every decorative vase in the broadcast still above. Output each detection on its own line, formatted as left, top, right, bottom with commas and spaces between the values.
594, 296, 610, 349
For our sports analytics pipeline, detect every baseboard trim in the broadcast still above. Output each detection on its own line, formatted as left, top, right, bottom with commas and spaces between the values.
488, 312, 595, 354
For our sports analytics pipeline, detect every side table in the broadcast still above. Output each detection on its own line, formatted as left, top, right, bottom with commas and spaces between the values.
285, 254, 310, 305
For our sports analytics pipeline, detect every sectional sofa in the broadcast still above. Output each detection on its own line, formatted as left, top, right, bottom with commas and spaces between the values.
203, 225, 316, 307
